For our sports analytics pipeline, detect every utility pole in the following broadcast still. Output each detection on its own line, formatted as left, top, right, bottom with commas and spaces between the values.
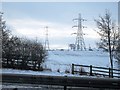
72, 13, 86, 51
44, 26, 49, 50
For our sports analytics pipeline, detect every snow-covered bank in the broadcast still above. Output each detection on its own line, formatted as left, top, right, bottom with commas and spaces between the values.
2, 68, 72, 76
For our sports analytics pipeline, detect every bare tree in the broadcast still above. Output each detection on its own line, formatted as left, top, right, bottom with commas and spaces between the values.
95, 10, 118, 77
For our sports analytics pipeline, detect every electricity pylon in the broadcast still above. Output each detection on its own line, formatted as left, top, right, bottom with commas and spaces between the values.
72, 13, 86, 51
44, 26, 49, 50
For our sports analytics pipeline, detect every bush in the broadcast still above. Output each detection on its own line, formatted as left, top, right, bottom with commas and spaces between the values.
65, 69, 70, 74
57, 69, 60, 73
2, 29, 47, 71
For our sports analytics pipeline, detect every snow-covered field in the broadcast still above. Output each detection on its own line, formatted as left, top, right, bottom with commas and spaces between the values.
1, 50, 119, 76
44, 50, 118, 72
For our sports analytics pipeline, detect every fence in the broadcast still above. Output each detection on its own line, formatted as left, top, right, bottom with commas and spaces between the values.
2, 73, 120, 89
71, 64, 120, 78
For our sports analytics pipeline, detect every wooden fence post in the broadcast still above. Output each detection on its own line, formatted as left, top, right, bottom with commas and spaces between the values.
109, 68, 111, 78
109, 68, 113, 78
64, 86, 67, 90
90, 65, 92, 76
111, 69, 113, 78
64, 76, 67, 90
72, 64, 74, 74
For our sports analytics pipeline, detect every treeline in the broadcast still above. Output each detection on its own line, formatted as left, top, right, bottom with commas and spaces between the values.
2, 24, 47, 71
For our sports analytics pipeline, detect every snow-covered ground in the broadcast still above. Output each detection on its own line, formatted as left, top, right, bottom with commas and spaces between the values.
44, 50, 118, 73
1, 50, 119, 76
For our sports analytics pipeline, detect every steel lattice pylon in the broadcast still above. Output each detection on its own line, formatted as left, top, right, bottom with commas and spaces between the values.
44, 26, 49, 50
73, 13, 86, 51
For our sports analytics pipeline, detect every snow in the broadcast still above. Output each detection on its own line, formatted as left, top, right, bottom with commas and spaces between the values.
1, 50, 119, 76
44, 50, 115, 73
1, 50, 119, 90
2, 68, 71, 76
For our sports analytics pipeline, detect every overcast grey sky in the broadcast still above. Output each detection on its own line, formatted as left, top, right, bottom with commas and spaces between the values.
1, 2, 118, 49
